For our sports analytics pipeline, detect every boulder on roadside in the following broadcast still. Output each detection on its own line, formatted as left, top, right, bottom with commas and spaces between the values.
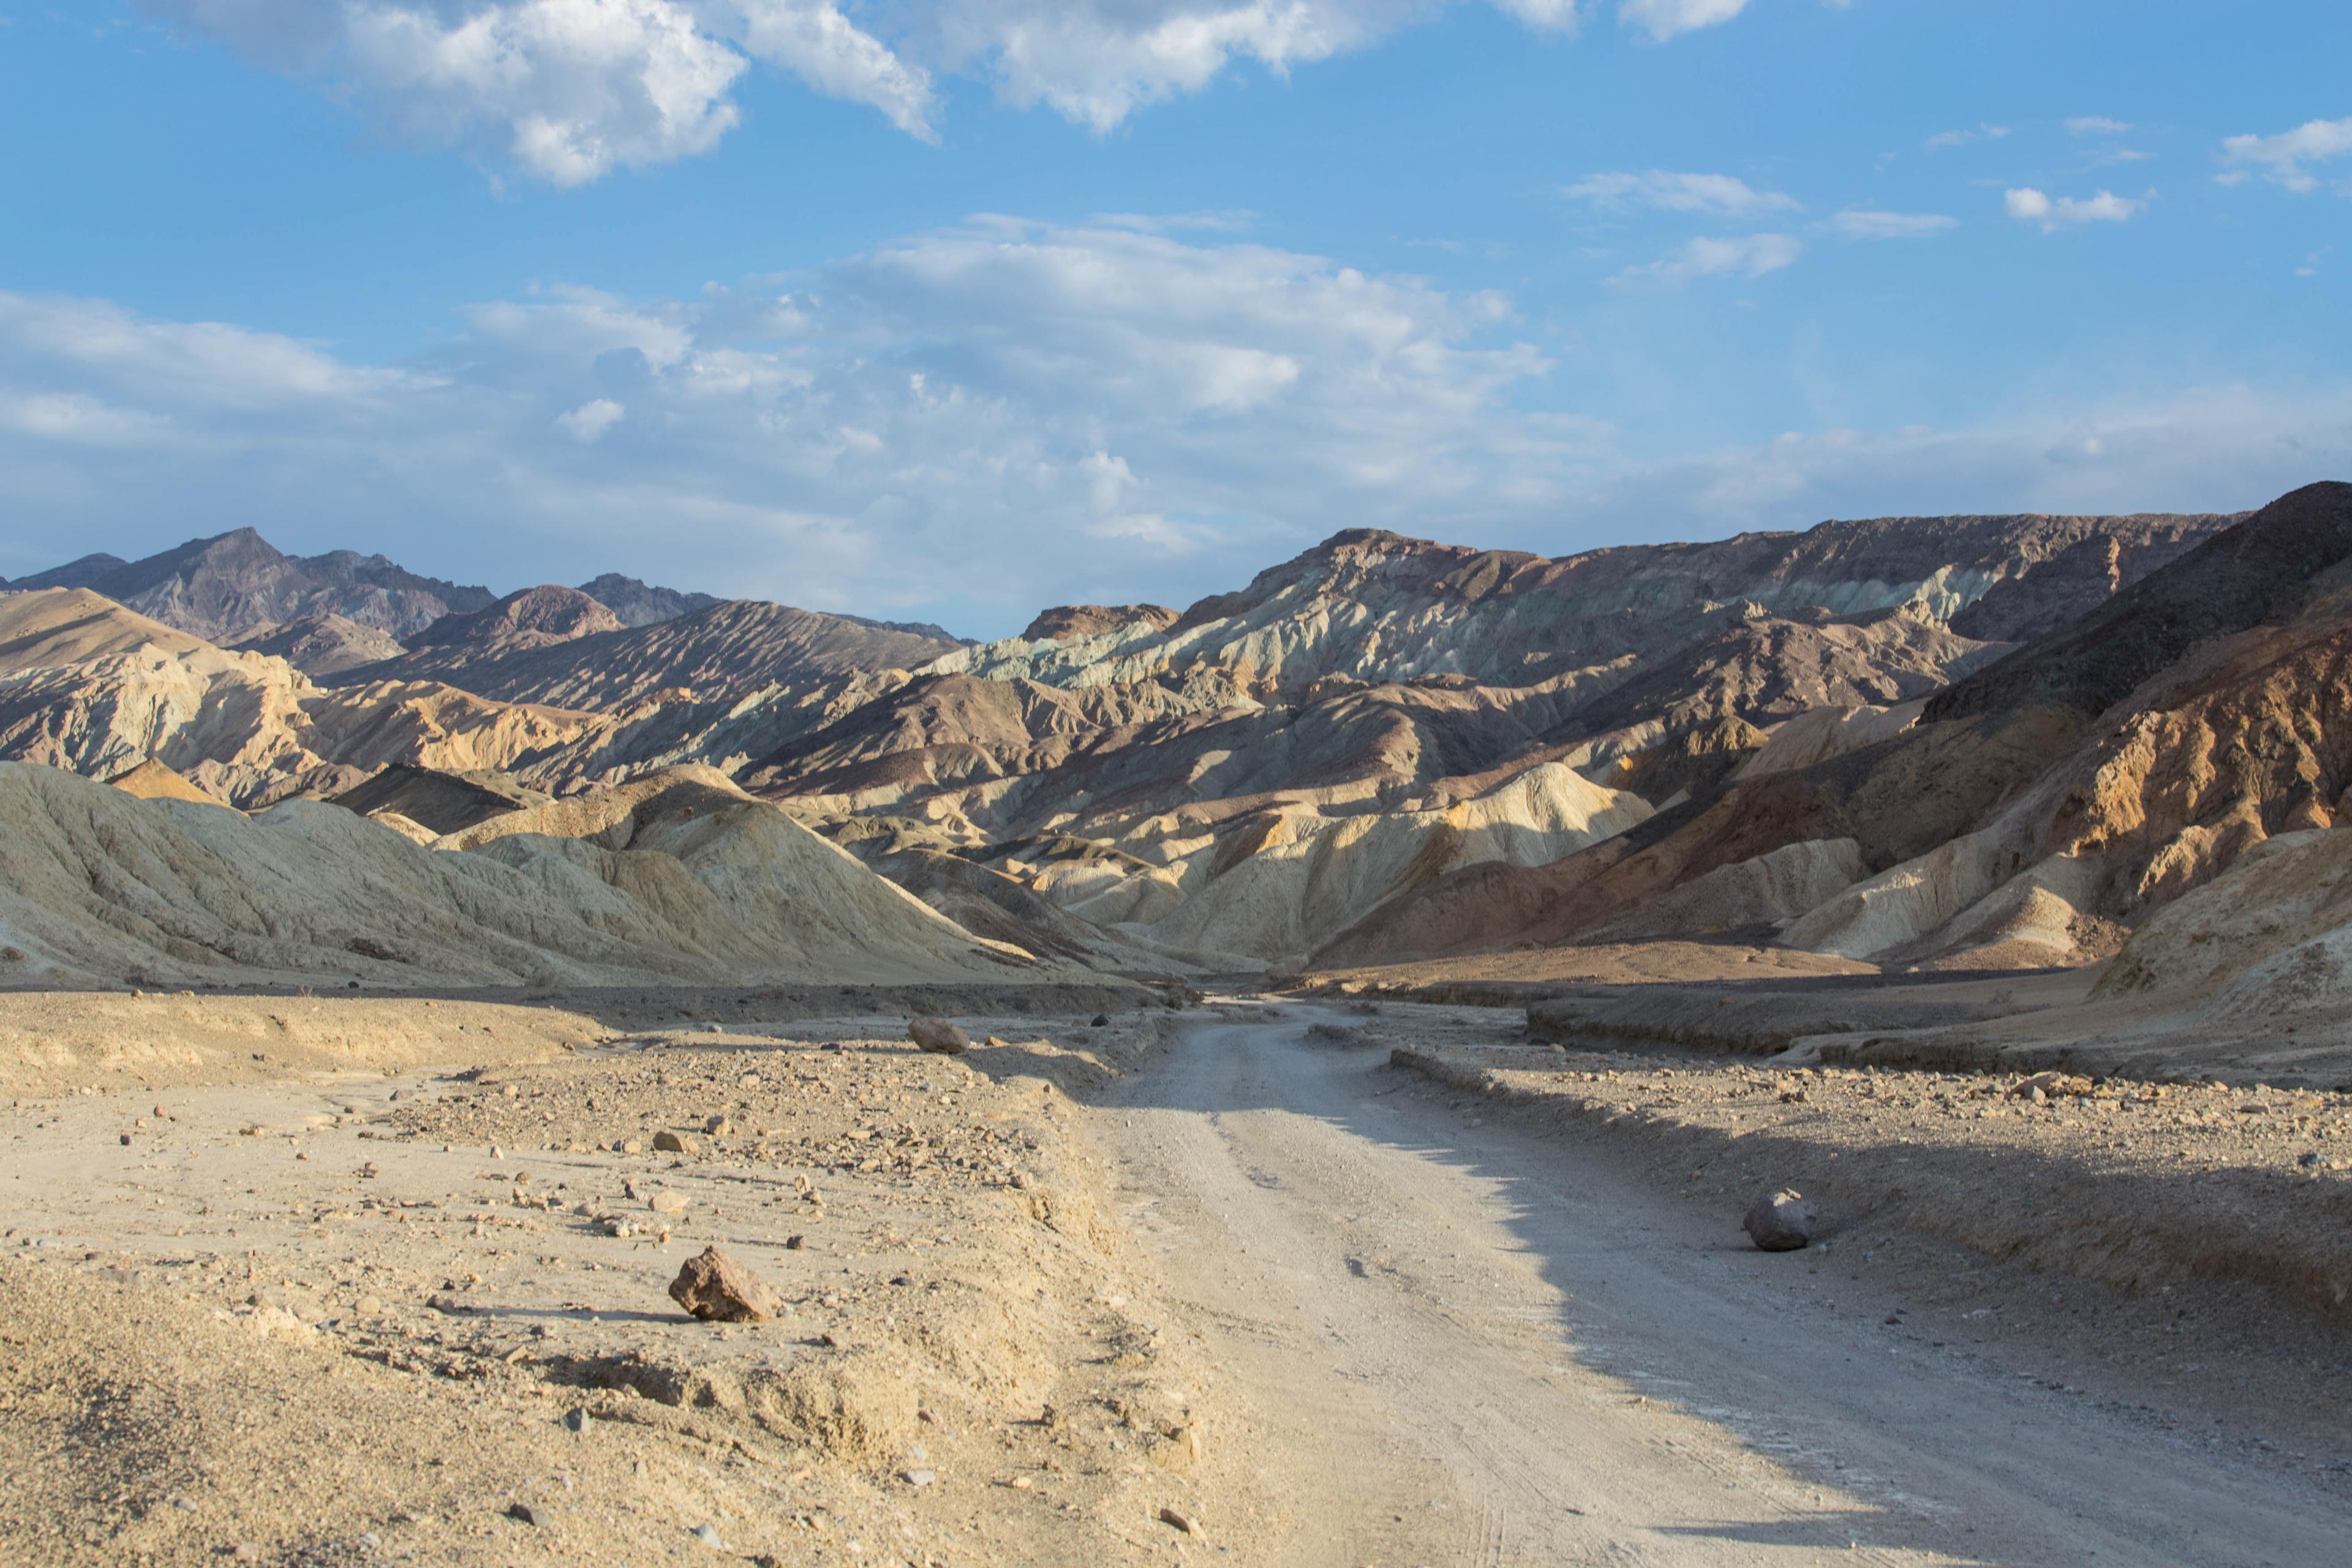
908, 1016, 971, 1055
668, 1246, 783, 1322
1743, 1188, 1816, 1252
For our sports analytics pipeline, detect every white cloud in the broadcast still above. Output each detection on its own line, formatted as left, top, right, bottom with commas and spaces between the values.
2218, 116, 2352, 193
1924, 123, 2010, 151
1611, 232, 1800, 286
1617, 0, 1748, 42
2003, 186, 2145, 231
147, 1, 1793, 178
2065, 115, 2130, 136
1828, 209, 1956, 240
1565, 169, 1799, 216
555, 398, 627, 441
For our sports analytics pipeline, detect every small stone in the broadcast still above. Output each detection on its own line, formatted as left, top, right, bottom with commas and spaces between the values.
704, 1114, 732, 1135
784, 1234, 806, 1250
1091, 1014, 1110, 1027
354, 1295, 383, 1316
668, 1245, 783, 1322
119, 1133, 132, 1146
507, 1502, 543, 1526
1006, 1475, 1033, 1490
653, 1131, 699, 1155
903, 1468, 937, 1487
564, 1408, 589, 1433
1743, 1188, 1815, 1252
908, 1017, 971, 1055
489, 1144, 505, 1159
649, 1190, 689, 1215
693, 1523, 725, 1550
1158, 1506, 1201, 1537
231, 1544, 262, 1561
615, 1137, 643, 1155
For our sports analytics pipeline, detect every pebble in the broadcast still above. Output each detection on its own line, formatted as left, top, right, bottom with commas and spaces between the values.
564, 1408, 589, 1433
649, 1190, 689, 1215
693, 1523, 725, 1550
615, 1137, 643, 1155
354, 1295, 383, 1316
654, 1131, 699, 1155
507, 1502, 544, 1526
903, 1468, 937, 1487
1743, 1188, 1816, 1251
908, 1017, 971, 1055
668, 1245, 783, 1322
1158, 1506, 1202, 1537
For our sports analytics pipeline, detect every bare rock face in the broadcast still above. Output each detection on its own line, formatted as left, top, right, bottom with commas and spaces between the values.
908, 1016, 971, 1055
1743, 1189, 1817, 1251
668, 1246, 782, 1322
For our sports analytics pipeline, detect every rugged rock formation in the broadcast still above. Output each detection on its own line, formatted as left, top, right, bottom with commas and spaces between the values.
576, 573, 720, 628
11, 529, 494, 641
332, 598, 964, 711
226, 612, 406, 676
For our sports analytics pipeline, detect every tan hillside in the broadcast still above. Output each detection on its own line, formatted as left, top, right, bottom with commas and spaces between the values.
103, 756, 232, 807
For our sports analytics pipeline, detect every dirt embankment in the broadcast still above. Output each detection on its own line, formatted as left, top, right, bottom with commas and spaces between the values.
0, 998, 1261, 1567
1389, 1027, 2352, 1360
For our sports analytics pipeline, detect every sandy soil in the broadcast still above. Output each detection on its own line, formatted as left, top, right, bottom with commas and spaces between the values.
1, 1003, 1265, 1565
9, 984, 2352, 1567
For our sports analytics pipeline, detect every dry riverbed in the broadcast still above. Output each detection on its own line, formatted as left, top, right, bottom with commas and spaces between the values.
1, 997, 1259, 1566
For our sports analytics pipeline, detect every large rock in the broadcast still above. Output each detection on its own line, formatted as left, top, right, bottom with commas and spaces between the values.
1743, 1189, 1817, 1252
668, 1246, 782, 1322
908, 1016, 971, 1055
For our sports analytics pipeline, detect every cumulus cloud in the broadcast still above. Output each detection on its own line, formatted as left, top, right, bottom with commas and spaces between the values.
2003, 186, 2144, 230
1611, 232, 1800, 286
1565, 169, 1799, 216
1827, 209, 1956, 240
1617, 0, 1748, 42
0, 222, 1558, 616
146, 1, 1794, 178
2218, 115, 2352, 192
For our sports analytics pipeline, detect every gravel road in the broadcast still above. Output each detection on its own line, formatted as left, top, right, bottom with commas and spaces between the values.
1100, 1006, 2350, 1567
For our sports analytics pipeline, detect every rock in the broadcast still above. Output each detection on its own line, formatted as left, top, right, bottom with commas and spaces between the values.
784, 1234, 805, 1250
563, 1407, 589, 1433
653, 1130, 699, 1154
1743, 1188, 1816, 1251
615, 1137, 643, 1154
507, 1502, 544, 1526
1158, 1506, 1202, 1537
1091, 1014, 1110, 1027
354, 1295, 383, 1317
903, 1468, 937, 1487
704, 1114, 731, 1134
692, 1522, 725, 1550
648, 1190, 689, 1215
668, 1245, 783, 1322
908, 1016, 971, 1055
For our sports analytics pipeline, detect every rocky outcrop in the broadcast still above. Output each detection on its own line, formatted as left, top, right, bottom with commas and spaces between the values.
226, 612, 405, 677
1020, 605, 1180, 643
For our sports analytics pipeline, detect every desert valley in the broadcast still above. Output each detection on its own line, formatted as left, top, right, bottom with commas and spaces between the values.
7, 484, 2352, 1564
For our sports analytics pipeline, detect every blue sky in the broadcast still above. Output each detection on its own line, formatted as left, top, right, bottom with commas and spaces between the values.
1, 1, 2347, 637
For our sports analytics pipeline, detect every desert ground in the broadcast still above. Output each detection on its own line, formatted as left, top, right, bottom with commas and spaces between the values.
8, 965, 2351, 1567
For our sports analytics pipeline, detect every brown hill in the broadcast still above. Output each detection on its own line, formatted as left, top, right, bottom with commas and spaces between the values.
0, 588, 209, 672
105, 758, 233, 807
331, 598, 963, 711
225, 612, 405, 676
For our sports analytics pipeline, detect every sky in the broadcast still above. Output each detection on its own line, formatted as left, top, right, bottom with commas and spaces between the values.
1, 1, 2347, 638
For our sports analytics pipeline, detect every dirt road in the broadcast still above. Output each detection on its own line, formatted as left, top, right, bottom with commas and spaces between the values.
1100, 1006, 2350, 1567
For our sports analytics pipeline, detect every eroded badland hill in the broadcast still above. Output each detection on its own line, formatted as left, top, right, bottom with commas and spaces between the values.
9, 489, 2352, 1563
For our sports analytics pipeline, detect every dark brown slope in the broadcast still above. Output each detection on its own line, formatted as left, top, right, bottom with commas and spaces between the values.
328, 598, 965, 712
1314, 481, 2352, 968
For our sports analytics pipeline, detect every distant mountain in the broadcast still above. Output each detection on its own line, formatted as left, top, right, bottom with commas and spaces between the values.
11, 528, 495, 641
4, 553, 129, 591
575, 574, 720, 628
330, 595, 967, 710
